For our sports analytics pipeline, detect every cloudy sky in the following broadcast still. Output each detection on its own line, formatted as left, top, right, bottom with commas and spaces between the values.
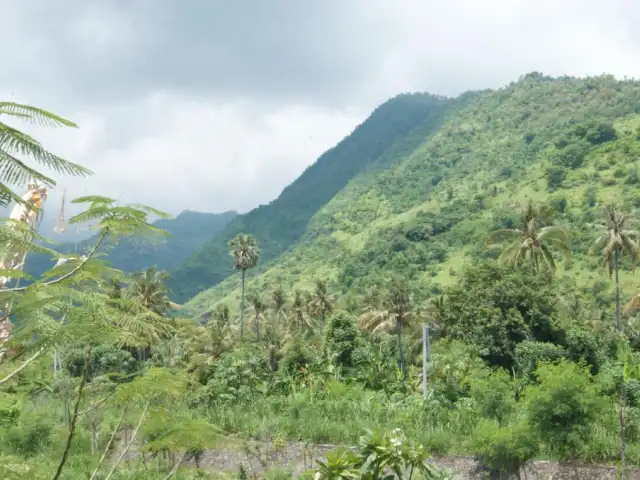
3, 0, 640, 217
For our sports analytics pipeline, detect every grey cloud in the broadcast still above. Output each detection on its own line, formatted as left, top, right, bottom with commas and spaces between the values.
4, 0, 640, 216
4, 0, 390, 108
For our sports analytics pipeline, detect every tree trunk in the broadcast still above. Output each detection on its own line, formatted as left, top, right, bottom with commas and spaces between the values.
52, 345, 92, 480
90, 405, 127, 480
105, 402, 150, 480
240, 269, 246, 339
615, 246, 626, 478
621, 387, 627, 480
255, 313, 260, 341
397, 320, 406, 382
615, 246, 621, 331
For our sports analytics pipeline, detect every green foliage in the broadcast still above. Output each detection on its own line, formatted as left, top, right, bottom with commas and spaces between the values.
280, 338, 319, 375
524, 361, 604, 460
0, 102, 90, 206
206, 345, 270, 403
440, 263, 562, 369
324, 310, 359, 368
472, 419, 538, 478
170, 93, 467, 302
514, 340, 565, 380
316, 429, 455, 480
12, 79, 640, 478
465, 367, 515, 425
186, 76, 640, 329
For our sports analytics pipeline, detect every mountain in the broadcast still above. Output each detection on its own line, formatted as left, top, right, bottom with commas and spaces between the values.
24, 209, 237, 278
181, 72, 640, 317
167, 92, 478, 302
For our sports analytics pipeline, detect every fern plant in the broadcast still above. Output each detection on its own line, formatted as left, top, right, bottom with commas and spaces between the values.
0, 101, 91, 206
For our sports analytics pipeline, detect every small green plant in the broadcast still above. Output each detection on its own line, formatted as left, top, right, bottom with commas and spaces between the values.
315, 429, 457, 480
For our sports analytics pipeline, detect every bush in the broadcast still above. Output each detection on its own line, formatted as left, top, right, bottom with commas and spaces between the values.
473, 419, 538, 479
546, 166, 566, 191
324, 311, 360, 368
205, 345, 270, 403
466, 367, 515, 425
524, 361, 603, 460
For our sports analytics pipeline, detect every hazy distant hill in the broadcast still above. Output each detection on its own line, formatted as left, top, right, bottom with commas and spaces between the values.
24, 209, 237, 278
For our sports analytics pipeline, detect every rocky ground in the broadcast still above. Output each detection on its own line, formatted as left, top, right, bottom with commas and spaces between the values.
125, 439, 640, 479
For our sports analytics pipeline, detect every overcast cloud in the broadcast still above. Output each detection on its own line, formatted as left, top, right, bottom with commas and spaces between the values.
2, 0, 640, 217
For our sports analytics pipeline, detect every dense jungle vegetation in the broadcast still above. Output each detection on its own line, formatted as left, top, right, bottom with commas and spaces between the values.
167, 92, 468, 302
6, 73, 640, 479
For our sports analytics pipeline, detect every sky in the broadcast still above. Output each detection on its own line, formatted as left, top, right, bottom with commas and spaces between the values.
3, 0, 640, 218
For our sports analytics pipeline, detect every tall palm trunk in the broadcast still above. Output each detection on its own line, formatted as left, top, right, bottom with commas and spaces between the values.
255, 312, 260, 341
240, 269, 246, 339
615, 246, 626, 479
615, 247, 621, 331
397, 319, 406, 382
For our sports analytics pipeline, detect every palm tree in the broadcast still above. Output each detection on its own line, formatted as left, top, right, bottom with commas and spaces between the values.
213, 304, 231, 334
124, 267, 173, 361
592, 205, 639, 331
359, 278, 419, 381
271, 285, 288, 326
310, 279, 334, 325
247, 291, 267, 341
126, 267, 171, 316
486, 200, 572, 273
289, 289, 314, 334
229, 234, 260, 339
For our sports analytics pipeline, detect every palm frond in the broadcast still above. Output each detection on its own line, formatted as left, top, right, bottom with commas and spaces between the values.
0, 122, 92, 178
497, 240, 523, 265
539, 244, 557, 272
0, 102, 78, 128
623, 292, 640, 317
538, 225, 570, 244
543, 235, 573, 264
485, 229, 521, 245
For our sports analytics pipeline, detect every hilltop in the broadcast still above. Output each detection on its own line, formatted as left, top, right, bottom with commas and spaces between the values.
181, 72, 640, 316
166, 92, 479, 302
24, 209, 237, 278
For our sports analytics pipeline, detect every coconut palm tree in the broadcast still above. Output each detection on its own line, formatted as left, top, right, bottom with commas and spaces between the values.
310, 278, 334, 325
591, 205, 639, 331
126, 266, 171, 316
358, 277, 419, 382
247, 291, 267, 341
271, 285, 288, 326
229, 234, 260, 339
486, 200, 572, 274
289, 289, 314, 334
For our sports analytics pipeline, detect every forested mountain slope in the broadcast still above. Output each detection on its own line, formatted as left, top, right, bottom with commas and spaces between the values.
167, 93, 473, 302
183, 72, 640, 317
24, 209, 237, 277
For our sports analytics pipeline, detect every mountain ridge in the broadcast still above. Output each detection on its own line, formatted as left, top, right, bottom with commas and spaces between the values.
167, 92, 479, 302
180, 72, 640, 317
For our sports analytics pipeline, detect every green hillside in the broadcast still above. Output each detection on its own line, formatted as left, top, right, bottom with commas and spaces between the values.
167, 92, 473, 302
183, 72, 640, 316
24, 209, 237, 278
